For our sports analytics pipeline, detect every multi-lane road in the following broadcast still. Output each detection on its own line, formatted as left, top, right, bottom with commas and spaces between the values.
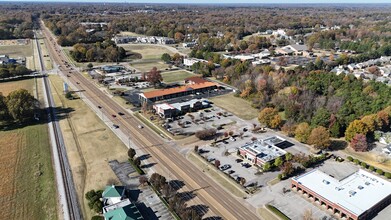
40, 20, 260, 220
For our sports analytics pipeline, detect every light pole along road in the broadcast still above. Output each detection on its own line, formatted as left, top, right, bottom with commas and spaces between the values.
35, 30, 82, 220
40, 20, 260, 220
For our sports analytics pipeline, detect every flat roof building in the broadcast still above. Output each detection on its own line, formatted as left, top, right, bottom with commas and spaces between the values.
239, 136, 287, 166
291, 169, 391, 220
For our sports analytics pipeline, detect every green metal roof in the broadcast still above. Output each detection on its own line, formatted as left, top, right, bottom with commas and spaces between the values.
102, 185, 125, 198
103, 203, 144, 220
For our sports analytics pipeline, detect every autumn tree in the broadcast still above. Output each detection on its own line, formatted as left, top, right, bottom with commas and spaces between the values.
345, 120, 369, 142
307, 126, 330, 150
146, 67, 163, 87
280, 161, 294, 177
361, 114, 377, 133
258, 107, 280, 128
350, 134, 368, 152
294, 122, 312, 143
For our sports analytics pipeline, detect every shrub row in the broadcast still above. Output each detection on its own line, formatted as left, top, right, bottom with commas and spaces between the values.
346, 156, 391, 179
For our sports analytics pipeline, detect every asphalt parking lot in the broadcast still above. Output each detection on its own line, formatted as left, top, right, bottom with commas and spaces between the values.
166, 106, 238, 135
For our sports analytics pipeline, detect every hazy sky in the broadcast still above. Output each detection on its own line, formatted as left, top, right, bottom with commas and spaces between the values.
2, 0, 391, 3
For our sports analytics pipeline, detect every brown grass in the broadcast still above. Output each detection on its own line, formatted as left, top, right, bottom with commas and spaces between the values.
120, 44, 175, 60
0, 78, 35, 96
209, 93, 259, 120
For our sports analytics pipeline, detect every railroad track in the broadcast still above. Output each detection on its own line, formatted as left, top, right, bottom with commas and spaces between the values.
35, 30, 81, 220
40, 20, 260, 220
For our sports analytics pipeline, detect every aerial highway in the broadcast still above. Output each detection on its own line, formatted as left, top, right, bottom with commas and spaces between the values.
40, 20, 260, 220
35, 31, 82, 220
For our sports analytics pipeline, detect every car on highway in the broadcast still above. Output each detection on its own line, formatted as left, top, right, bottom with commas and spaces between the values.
112, 114, 116, 118
76, 82, 80, 84
118, 112, 125, 116
98, 106, 102, 109
138, 125, 143, 129
220, 164, 231, 171
112, 124, 119, 129
66, 75, 70, 77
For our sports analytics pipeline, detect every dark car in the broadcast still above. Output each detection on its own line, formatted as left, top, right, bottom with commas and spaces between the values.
118, 112, 125, 116
220, 164, 231, 171
235, 159, 243, 163
76, 82, 80, 84
98, 106, 102, 109
112, 114, 116, 118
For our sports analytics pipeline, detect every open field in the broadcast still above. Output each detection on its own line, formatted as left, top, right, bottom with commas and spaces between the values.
188, 152, 247, 198
49, 75, 129, 220
120, 44, 175, 60
0, 78, 35, 96
130, 61, 170, 72
0, 124, 57, 220
0, 43, 33, 57
162, 70, 198, 83
209, 93, 259, 120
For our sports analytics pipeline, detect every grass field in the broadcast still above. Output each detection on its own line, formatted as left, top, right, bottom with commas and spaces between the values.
209, 93, 259, 120
188, 152, 247, 198
49, 75, 128, 220
0, 124, 58, 220
130, 61, 170, 72
162, 70, 198, 83
0, 78, 35, 96
0, 42, 33, 57
38, 39, 53, 70
120, 44, 175, 60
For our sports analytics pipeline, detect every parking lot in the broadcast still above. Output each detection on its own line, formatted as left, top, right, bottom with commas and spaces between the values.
165, 106, 239, 136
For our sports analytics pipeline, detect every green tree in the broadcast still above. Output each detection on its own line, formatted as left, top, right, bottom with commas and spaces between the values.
87, 63, 93, 69
161, 53, 172, 63
0, 93, 9, 120
274, 157, 283, 167
295, 122, 312, 143
311, 108, 330, 127
263, 162, 271, 171
6, 89, 35, 121
307, 126, 330, 150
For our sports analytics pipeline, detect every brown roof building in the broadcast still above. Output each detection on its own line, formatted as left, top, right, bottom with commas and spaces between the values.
139, 81, 218, 103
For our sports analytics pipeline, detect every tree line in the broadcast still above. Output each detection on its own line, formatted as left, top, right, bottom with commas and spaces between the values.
0, 64, 33, 79
70, 41, 126, 63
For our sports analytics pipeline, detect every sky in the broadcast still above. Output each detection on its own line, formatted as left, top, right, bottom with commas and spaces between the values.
2, 0, 391, 3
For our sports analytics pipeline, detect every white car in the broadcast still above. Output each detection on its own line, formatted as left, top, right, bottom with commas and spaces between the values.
138, 125, 143, 129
